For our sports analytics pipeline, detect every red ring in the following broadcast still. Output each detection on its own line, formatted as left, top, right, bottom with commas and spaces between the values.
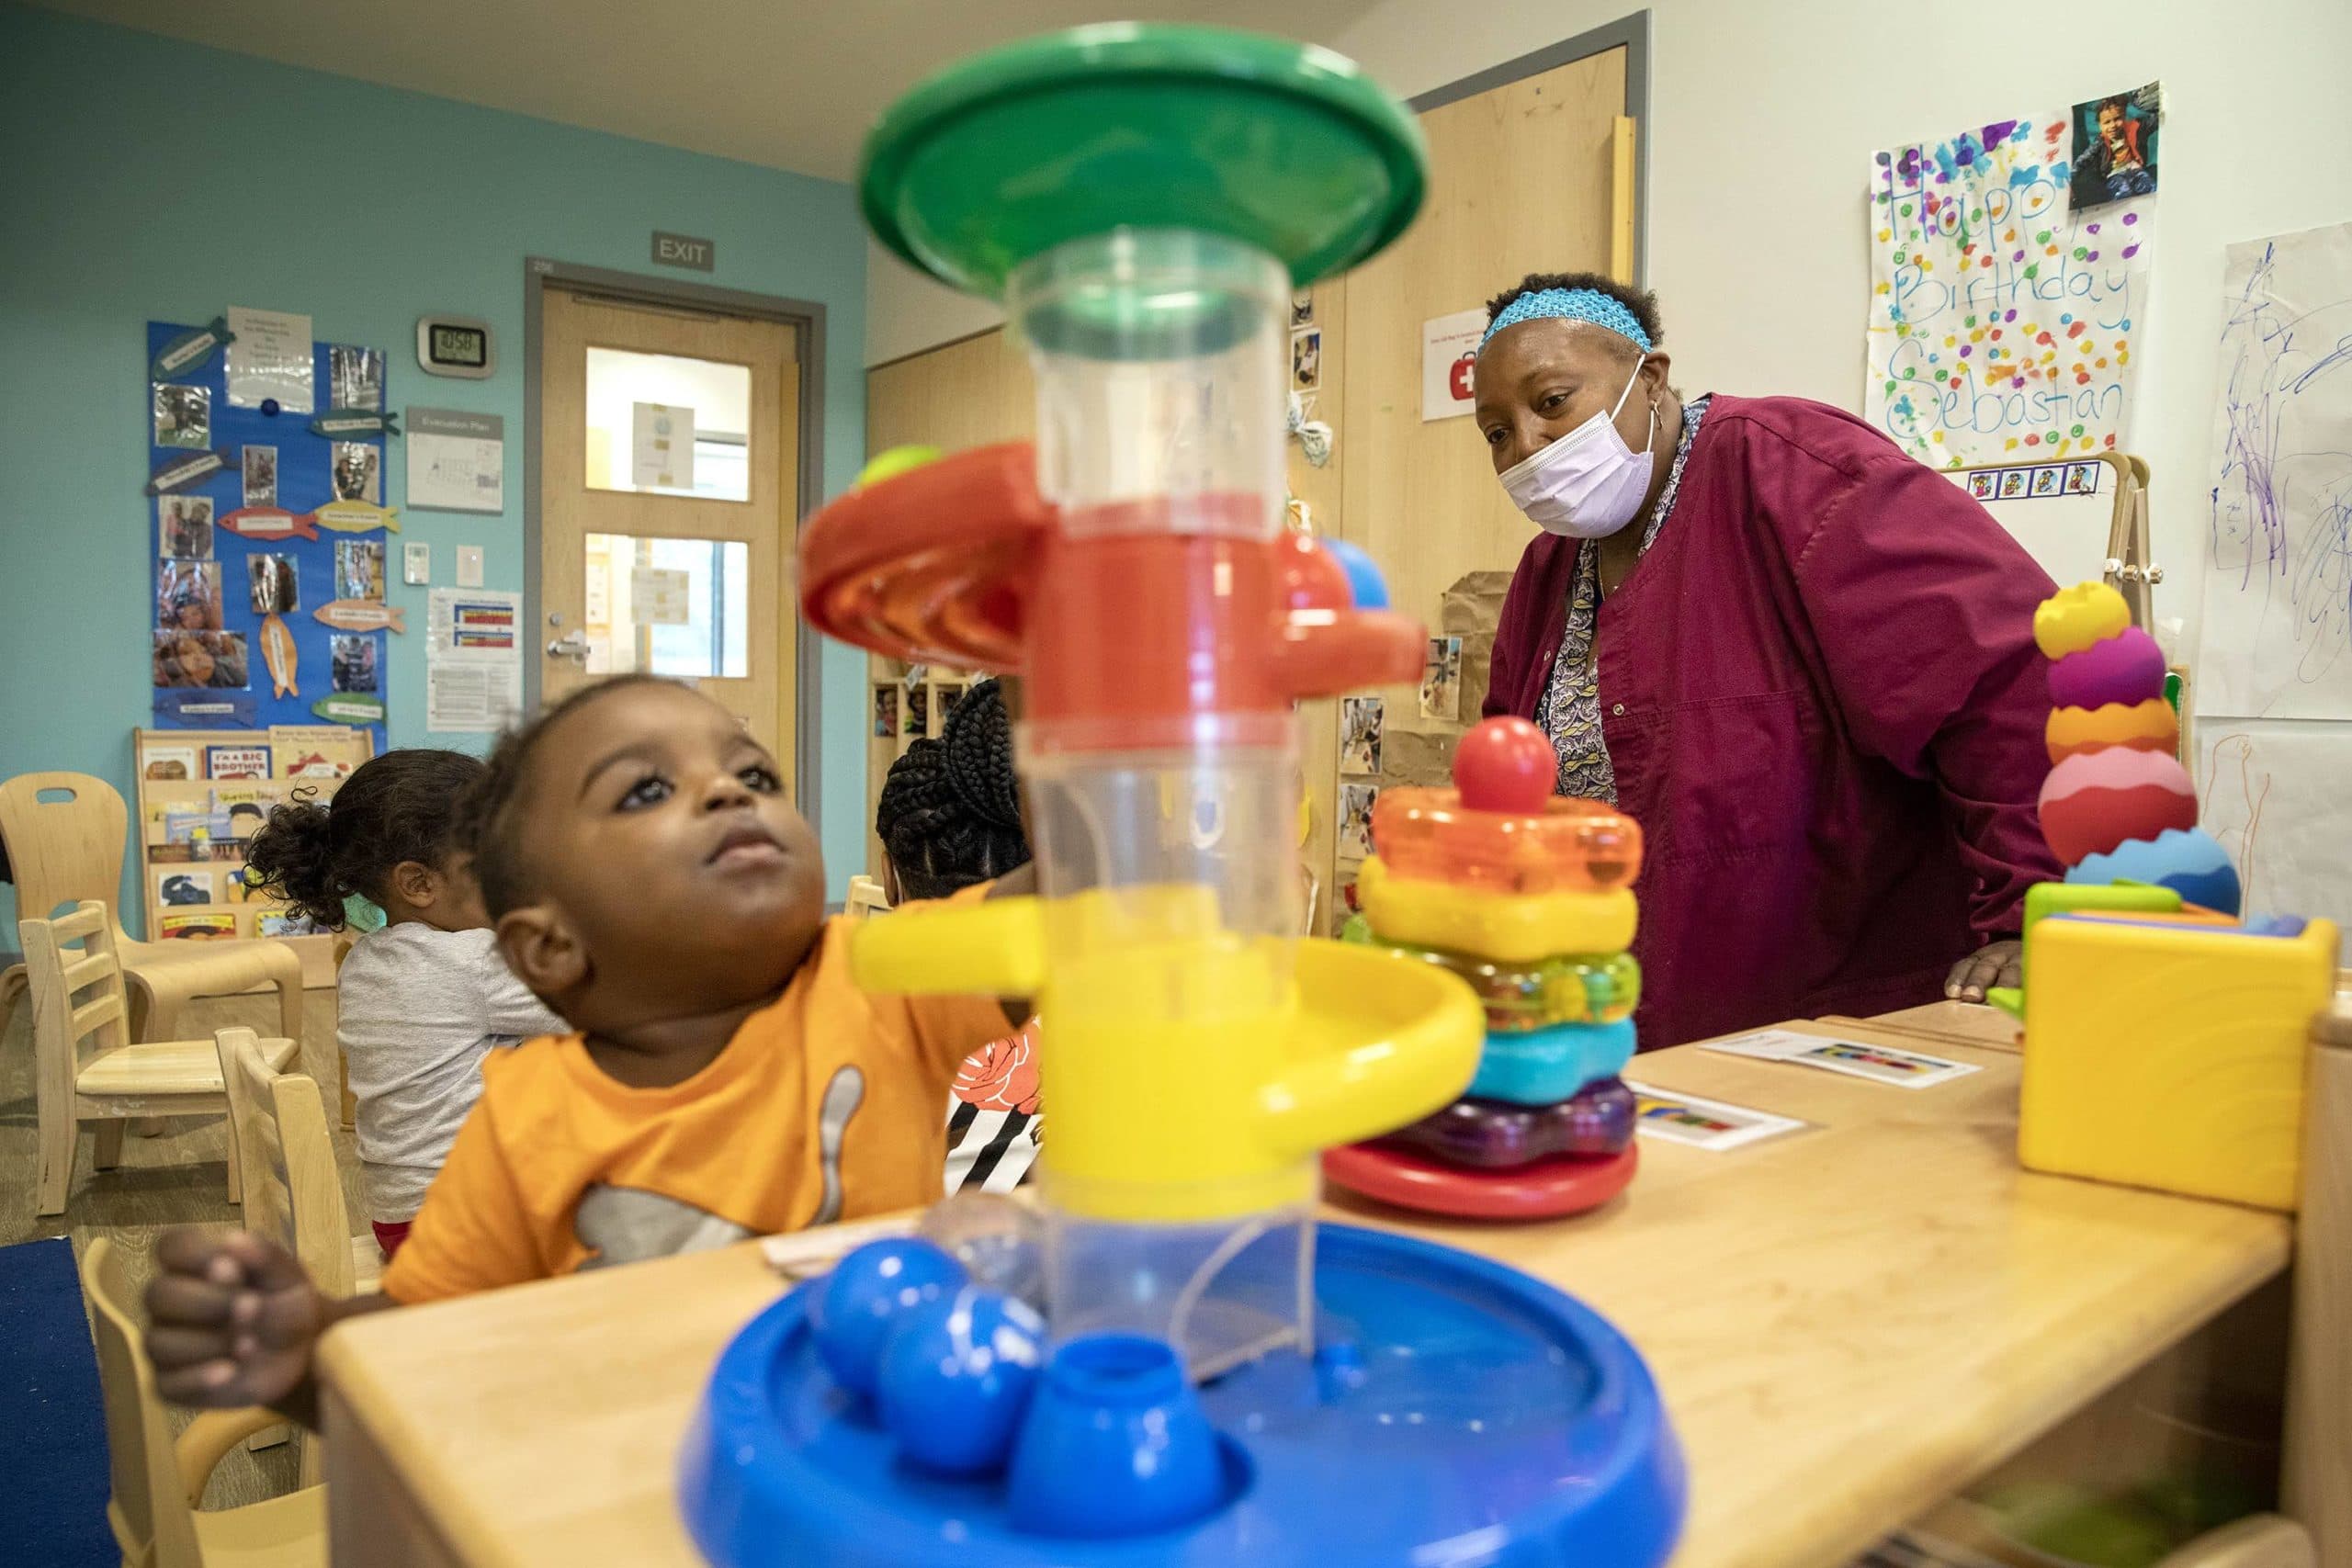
1323, 1142, 1638, 1220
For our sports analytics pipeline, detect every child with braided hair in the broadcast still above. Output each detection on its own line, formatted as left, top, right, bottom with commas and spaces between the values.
875, 678, 1044, 1192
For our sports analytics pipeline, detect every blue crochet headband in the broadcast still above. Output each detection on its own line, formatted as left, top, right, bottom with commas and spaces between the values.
1481, 288, 1654, 352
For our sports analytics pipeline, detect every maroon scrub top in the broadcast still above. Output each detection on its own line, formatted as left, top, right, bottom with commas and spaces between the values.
1484, 394, 2062, 1047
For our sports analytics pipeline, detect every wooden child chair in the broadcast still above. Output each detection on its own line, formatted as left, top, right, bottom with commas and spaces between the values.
215, 1025, 379, 1484
78, 1236, 326, 1568
20, 901, 296, 1215
0, 771, 304, 1049
845, 874, 892, 919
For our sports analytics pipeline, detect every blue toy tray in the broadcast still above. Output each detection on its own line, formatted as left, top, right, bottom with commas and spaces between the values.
679, 1224, 1684, 1567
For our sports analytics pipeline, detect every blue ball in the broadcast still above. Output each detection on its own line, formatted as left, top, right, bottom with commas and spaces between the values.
808, 1237, 965, 1399
1319, 537, 1390, 611
878, 1286, 1047, 1476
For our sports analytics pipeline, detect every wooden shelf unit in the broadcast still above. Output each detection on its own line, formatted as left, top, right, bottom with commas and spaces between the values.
131, 726, 375, 987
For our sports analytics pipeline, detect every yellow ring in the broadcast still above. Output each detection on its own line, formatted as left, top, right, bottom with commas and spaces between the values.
1359, 856, 1636, 964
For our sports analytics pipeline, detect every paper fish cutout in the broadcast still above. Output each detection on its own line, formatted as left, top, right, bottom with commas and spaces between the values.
312, 599, 406, 634
146, 450, 227, 495
312, 694, 385, 725
218, 506, 320, 542
261, 615, 299, 697
311, 500, 400, 534
151, 317, 235, 380
309, 408, 401, 439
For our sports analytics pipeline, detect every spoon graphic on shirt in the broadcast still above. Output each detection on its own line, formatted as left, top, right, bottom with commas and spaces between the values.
809, 1065, 865, 1227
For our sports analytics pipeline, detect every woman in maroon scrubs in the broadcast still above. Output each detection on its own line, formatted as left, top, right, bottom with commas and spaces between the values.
1475, 273, 2060, 1048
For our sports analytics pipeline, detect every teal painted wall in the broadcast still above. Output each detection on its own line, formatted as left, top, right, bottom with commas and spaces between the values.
0, 4, 871, 934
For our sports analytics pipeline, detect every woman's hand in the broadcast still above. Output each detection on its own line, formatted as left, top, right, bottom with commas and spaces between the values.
1945, 940, 2023, 1003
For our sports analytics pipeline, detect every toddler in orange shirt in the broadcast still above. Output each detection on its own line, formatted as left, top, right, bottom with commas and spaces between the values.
144, 675, 1020, 1418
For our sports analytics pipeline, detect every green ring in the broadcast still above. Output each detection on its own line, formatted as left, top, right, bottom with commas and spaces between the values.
860, 24, 1427, 298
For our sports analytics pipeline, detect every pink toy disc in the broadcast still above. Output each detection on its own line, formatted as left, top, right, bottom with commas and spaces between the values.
2048, 626, 2165, 711
1323, 1142, 1638, 1220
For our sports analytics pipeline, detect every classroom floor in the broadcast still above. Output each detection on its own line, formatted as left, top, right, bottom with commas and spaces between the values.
0, 981, 355, 1510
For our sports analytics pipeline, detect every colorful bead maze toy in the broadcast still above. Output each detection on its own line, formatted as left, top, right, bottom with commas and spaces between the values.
1326, 716, 1645, 1218
674, 25, 1685, 1567
2005, 582, 2337, 1213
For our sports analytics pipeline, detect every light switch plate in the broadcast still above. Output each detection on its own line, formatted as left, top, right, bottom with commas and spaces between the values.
457, 546, 484, 587
402, 542, 431, 586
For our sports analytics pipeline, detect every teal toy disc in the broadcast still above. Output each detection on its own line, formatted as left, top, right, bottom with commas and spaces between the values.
861, 24, 1428, 296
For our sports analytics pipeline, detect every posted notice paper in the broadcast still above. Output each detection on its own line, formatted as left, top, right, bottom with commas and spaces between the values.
224, 306, 316, 413
425, 587, 523, 732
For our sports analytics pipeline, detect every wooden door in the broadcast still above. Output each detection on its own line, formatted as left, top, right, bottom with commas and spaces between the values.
538, 290, 799, 769
1314, 49, 1634, 926
861, 328, 1035, 877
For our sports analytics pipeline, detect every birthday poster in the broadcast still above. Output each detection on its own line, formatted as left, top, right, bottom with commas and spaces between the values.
1864, 85, 2160, 470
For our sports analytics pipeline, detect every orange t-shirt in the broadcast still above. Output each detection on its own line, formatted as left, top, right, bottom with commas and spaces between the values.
379, 914, 1007, 1304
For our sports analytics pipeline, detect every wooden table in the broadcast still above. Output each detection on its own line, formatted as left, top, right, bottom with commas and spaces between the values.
320, 1016, 2292, 1568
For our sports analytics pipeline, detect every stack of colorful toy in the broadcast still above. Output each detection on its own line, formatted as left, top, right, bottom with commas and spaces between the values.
1325, 717, 1645, 1219
2031, 581, 2239, 914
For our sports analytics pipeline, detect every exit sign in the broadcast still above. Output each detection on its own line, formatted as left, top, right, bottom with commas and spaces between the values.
651, 231, 716, 272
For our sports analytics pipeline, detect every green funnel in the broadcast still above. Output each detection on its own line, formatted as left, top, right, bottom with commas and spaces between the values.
861, 24, 1427, 299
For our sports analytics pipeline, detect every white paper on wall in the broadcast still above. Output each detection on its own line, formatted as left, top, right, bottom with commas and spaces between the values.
2194, 221, 2352, 721
2198, 720, 2352, 958
224, 306, 316, 413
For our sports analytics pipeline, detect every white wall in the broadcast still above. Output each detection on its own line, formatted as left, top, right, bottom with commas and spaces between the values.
1343, 0, 2352, 655
865, 238, 1003, 367
866, 0, 2352, 653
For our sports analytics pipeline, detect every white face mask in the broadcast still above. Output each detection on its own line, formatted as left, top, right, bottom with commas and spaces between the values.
1498, 357, 1657, 539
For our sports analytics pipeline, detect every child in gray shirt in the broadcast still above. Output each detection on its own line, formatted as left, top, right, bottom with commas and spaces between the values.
244, 749, 562, 1257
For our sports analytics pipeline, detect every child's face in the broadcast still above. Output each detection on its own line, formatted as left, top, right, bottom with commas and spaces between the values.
498, 682, 826, 1032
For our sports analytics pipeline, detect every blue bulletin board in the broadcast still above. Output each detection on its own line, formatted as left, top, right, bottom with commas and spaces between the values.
147, 318, 393, 752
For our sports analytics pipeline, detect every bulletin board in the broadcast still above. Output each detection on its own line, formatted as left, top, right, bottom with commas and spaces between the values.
147, 316, 395, 752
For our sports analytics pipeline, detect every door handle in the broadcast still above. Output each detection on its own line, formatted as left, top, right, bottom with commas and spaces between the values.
547, 630, 592, 663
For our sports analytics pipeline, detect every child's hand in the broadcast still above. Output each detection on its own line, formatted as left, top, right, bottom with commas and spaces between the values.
144, 1227, 328, 1410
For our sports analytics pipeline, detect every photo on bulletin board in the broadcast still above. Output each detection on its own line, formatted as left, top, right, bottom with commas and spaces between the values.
329, 344, 386, 411
248, 554, 300, 615
331, 442, 381, 504
1420, 636, 1464, 722
1291, 289, 1315, 329
160, 495, 214, 559
1291, 328, 1321, 392
1340, 695, 1385, 776
153, 383, 210, 449
330, 634, 380, 694
243, 445, 277, 508
937, 682, 967, 721
906, 684, 929, 737
1338, 783, 1379, 862
2069, 82, 2160, 211
873, 685, 899, 739
157, 560, 223, 632
153, 631, 250, 690
336, 539, 386, 602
